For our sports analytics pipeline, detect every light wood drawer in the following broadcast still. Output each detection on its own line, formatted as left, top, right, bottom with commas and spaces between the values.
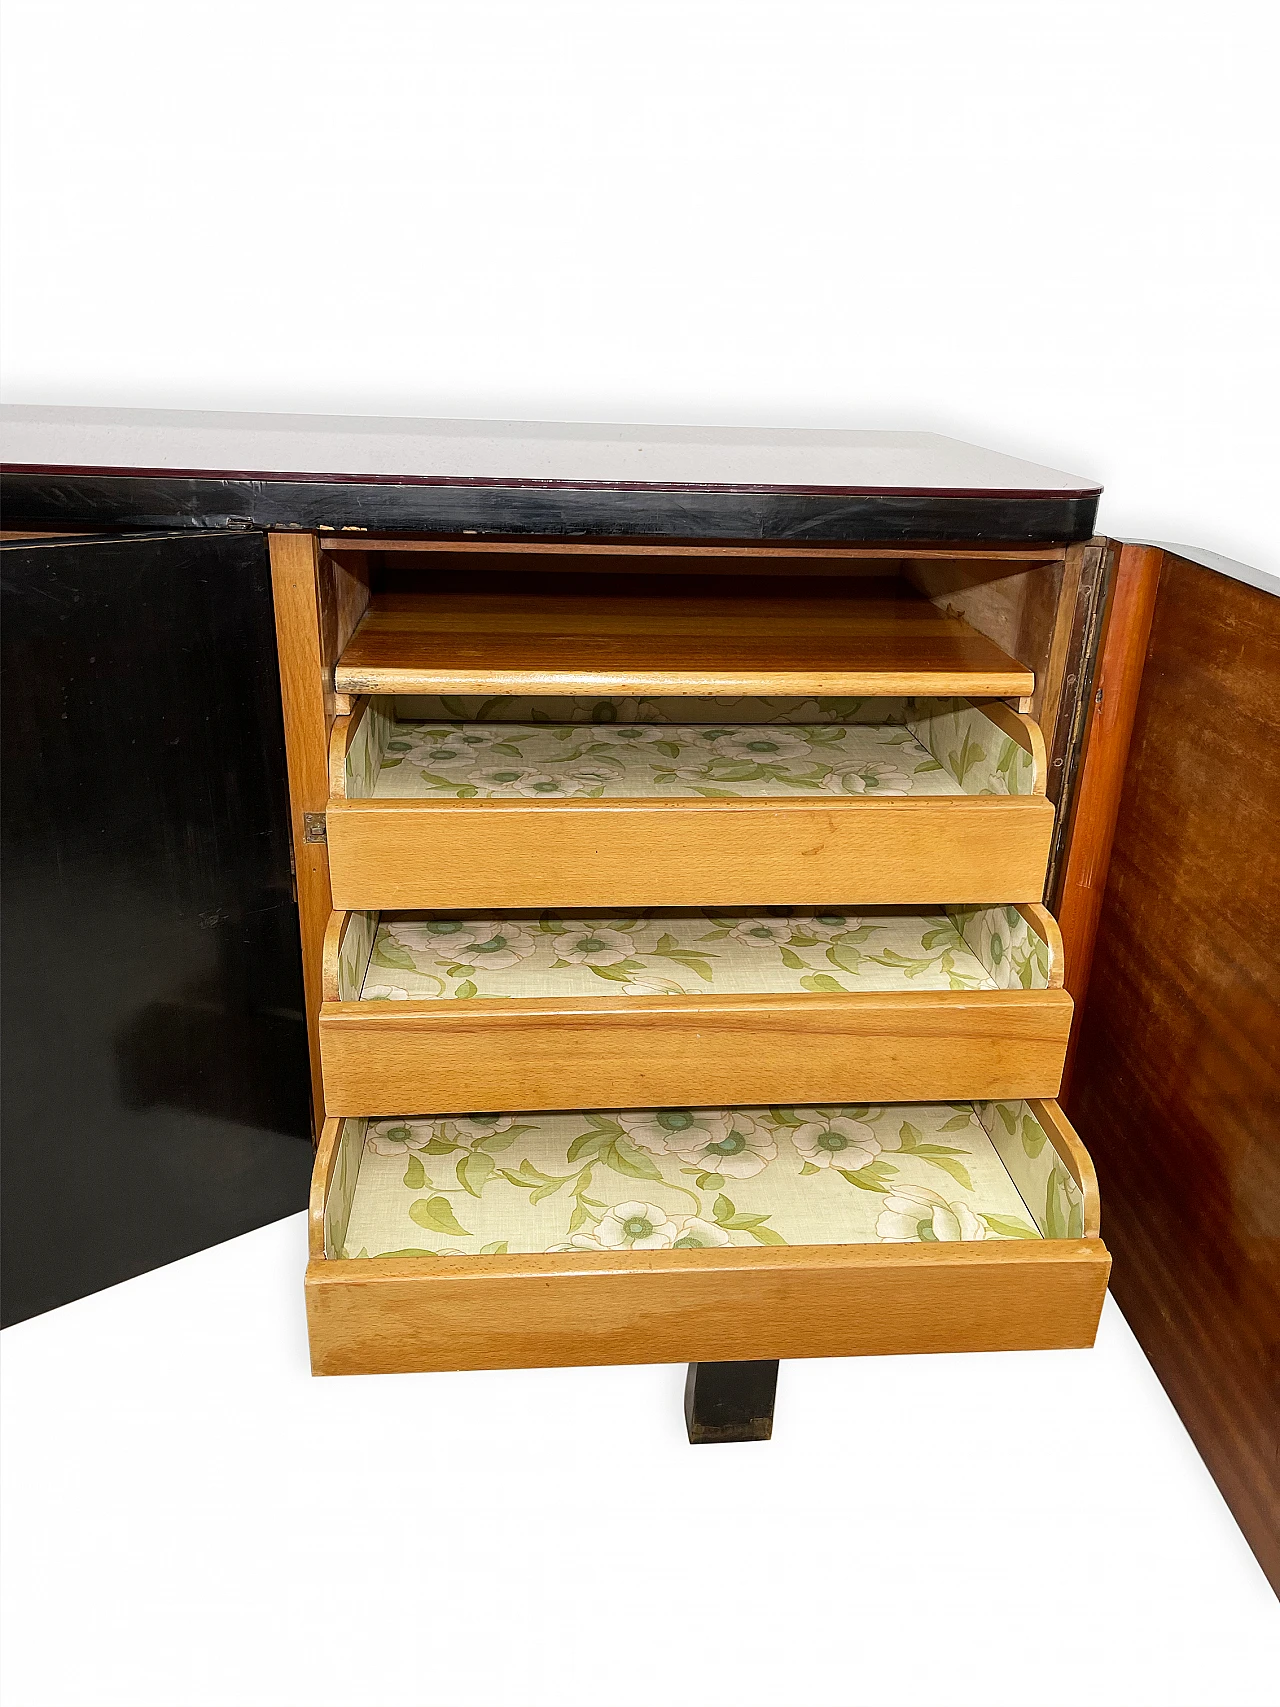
319, 904, 1072, 1114
328, 794, 1055, 910
306, 1098, 1109, 1374
326, 695, 1054, 910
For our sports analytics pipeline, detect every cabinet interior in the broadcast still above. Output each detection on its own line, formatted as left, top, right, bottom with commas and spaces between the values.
320, 539, 1081, 725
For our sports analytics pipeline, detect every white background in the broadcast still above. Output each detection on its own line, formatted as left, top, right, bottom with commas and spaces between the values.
3, 4, 1279, 1704
1, 0, 1278, 571
3, 1215, 1280, 1707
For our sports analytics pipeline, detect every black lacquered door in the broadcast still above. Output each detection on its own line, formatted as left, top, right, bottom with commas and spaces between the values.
1, 530, 312, 1326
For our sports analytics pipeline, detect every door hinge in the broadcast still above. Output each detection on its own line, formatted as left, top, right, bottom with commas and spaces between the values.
303, 812, 328, 843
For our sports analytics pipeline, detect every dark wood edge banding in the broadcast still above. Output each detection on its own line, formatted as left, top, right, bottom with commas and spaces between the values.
0, 461, 1103, 500
0, 472, 1101, 545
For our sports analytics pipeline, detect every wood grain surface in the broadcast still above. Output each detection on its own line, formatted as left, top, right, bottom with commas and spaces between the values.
318, 987, 1072, 1114
325, 793, 1056, 910
323, 539, 1066, 563
268, 533, 333, 1128
1067, 552, 1280, 1591
334, 583, 1035, 697
305, 1234, 1110, 1374
1055, 543, 1162, 1083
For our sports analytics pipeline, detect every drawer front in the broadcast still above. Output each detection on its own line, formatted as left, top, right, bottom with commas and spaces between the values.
306, 1237, 1109, 1375
307, 1096, 1107, 1373
326, 794, 1056, 910
319, 988, 1073, 1115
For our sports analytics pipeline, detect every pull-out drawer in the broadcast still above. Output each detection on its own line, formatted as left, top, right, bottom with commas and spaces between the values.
306, 1097, 1109, 1374
326, 695, 1054, 909
319, 903, 1071, 1113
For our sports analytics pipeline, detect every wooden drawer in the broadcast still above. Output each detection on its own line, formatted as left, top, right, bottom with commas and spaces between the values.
319, 904, 1072, 1113
325, 694, 1054, 910
306, 1098, 1109, 1374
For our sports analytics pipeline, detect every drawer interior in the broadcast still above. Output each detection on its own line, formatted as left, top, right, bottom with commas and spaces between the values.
335, 694, 1044, 803
320, 1098, 1092, 1261
330, 903, 1058, 1002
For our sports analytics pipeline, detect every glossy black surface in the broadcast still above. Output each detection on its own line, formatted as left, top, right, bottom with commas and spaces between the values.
0, 472, 1100, 543
1, 531, 311, 1327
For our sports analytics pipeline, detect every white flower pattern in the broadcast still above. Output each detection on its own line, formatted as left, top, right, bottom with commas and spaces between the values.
555, 925, 636, 967
618, 1108, 734, 1154
875, 1184, 988, 1243
361, 904, 1048, 1000
792, 1114, 882, 1171
331, 1102, 1059, 1259
594, 1202, 680, 1250
347, 701, 1039, 802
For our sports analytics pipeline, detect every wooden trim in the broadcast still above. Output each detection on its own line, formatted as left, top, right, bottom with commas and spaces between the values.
309, 1117, 342, 1259
323, 537, 1066, 563
327, 697, 369, 799
304, 1236, 1110, 1375
325, 794, 1057, 911
1055, 543, 1163, 1091
1026, 1098, 1101, 1237
268, 531, 333, 1130
337, 662, 1034, 699
1016, 902, 1065, 987
320, 912, 348, 1003
318, 986, 1074, 1114
979, 701, 1048, 793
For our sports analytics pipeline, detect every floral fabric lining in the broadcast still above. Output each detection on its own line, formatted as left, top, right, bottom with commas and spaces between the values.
333, 1100, 1067, 1259
371, 719, 950, 801
341, 696, 1036, 801
352, 907, 1028, 1001
978, 1100, 1085, 1239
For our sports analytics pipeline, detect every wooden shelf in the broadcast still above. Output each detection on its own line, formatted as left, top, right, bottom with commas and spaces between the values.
334, 585, 1035, 697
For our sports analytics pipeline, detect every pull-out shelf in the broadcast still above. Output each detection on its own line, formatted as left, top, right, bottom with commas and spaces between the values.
333, 584, 1037, 700
319, 904, 1071, 1113
326, 695, 1053, 908
306, 1097, 1109, 1374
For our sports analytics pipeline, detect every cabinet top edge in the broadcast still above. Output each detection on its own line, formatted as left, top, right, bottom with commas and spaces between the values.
0, 406, 1102, 497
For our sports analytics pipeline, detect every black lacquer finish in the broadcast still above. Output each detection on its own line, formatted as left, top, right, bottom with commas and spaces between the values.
0, 472, 1100, 544
684, 1360, 780, 1444
1, 531, 312, 1327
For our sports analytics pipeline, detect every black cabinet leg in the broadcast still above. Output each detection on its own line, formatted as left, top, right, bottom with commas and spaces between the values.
683, 1360, 779, 1444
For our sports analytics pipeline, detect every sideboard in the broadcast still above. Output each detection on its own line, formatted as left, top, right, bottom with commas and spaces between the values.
2, 407, 1273, 1582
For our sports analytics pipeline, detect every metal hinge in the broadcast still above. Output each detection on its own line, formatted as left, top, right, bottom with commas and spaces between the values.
303, 812, 328, 844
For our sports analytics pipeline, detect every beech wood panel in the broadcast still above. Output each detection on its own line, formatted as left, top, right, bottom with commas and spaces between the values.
309, 1116, 342, 1259
334, 587, 1034, 697
1067, 552, 1280, 1592
268, 533, 332, 1128
305, 1235, 1110, 1375
319, 987, 1073, 1114
326, 793, 1056, 909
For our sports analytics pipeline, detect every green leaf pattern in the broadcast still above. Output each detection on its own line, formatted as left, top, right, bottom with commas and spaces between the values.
323, 1116, 366, 1260
336, 910, 378, 1001
331, 1102, 1057, 1258
342, 696, 394, 799
356, 904, 1050, 1001
977, 1101, 1086, 1239
345, 696, 1037, 801
946, 905, 1052, 991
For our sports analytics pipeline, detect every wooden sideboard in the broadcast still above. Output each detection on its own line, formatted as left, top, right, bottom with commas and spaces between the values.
2, 409, 1273, 1583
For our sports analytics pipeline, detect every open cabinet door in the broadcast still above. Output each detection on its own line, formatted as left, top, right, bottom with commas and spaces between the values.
1, 530, 312, 1325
